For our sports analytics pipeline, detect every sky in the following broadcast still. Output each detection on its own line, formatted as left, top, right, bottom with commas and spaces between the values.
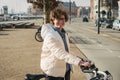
61, 0, 90, 7
0, 0, 90, 13
0, 0, 31, 13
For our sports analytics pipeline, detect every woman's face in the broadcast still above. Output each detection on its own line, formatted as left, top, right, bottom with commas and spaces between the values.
53, 15, 65, 29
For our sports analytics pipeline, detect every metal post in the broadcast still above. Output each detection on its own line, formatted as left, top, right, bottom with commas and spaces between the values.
98, 0, 100, 34
69, 0, 71, 23
110, 0, 112, 20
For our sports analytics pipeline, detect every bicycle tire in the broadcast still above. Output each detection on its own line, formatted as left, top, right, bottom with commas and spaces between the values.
35, 32, 43, 42
97, 71, 107, 79
91, 71, 112, 80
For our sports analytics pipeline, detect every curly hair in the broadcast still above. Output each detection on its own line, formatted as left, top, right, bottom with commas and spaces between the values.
50, 9, 68, 23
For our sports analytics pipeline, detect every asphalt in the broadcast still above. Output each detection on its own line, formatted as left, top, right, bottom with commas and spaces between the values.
64, 18, 120, 80
65, 18, 120, 56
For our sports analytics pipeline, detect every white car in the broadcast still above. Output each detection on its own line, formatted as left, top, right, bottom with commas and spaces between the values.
112, 20, 120, 31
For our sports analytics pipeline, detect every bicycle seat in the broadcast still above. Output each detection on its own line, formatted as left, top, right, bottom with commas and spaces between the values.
25, 74, 46, 80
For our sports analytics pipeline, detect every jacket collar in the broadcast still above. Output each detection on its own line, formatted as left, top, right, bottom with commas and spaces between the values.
51, 25, 66, 33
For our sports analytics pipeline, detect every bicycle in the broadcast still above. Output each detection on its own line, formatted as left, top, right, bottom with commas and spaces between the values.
25, 59, 113, 80
35, 26, 43, 42
80, 59, 113, 80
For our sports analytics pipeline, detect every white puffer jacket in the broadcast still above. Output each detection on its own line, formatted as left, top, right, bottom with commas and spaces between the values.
40, 24, 81, 77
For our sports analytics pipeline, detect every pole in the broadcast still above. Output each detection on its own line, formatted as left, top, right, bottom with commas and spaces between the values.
110, 0, 112, 20
69, 0, 71, 23
98, 0, 100, 34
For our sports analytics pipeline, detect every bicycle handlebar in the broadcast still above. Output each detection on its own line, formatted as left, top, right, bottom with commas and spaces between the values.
80, 62, 113, 80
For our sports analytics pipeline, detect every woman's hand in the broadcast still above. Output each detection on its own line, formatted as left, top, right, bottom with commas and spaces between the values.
79, 58, 91, 67
80, 61, 91, 67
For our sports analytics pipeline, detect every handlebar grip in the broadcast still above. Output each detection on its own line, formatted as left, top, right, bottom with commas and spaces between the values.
80, 66, 89, 71
80, 63, 97, 72
82, 70, 94, 73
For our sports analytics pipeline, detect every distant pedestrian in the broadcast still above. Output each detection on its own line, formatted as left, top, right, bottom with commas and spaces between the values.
40, 8, 91, 80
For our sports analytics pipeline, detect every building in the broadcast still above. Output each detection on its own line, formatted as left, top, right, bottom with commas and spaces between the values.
3, 6, 8, 14
90, 0, 120, 21
77, 6, 90, 18
0, 6, 10, 21
61, 1, 78, 16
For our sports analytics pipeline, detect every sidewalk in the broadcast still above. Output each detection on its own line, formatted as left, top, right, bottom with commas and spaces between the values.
0, 28, 86, 80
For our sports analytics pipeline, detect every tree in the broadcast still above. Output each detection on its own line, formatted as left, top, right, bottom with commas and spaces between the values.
27, 0, 60, 23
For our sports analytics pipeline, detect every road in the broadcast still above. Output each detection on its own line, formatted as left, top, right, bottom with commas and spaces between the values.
65, 18, 120, 80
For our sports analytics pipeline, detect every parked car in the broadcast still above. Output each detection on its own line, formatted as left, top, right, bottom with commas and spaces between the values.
105, 19, 113, 28
95, 18, 107, 27
112, 20, 120, 31
95, 18, 113, 28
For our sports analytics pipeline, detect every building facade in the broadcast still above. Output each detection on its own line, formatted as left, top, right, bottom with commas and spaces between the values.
90, 0, 120, 21
62, 1, 78, 16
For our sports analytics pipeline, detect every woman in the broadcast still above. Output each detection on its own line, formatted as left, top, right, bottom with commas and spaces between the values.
40, 9, 90, 80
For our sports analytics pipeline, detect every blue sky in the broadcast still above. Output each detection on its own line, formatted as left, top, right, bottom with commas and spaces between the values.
0, 0, 90, 13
